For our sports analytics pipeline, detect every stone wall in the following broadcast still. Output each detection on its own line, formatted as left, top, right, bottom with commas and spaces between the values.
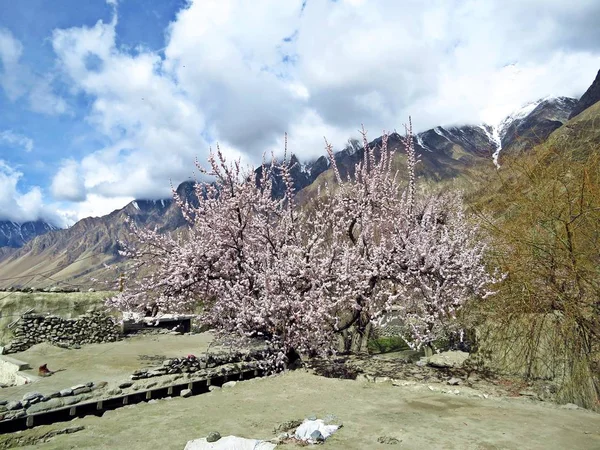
2, 311, 121, 354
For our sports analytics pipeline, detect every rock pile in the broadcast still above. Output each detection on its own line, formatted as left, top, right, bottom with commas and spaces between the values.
131, 349, 273, 380
4, 286, 84, 293
3, 311, 121, 354
0, 382, 102, 421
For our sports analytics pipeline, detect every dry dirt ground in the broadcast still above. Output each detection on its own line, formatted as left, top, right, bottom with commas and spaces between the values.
2, 370, 599, 450
1, 333, 217, 402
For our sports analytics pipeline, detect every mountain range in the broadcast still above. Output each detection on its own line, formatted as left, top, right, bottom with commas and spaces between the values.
1, 70, 599, 290
0, 221, 58, 248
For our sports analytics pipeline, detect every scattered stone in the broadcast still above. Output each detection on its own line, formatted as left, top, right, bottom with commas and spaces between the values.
222, 381, 237, 388
107, 388, 122, 396
447, 377, 461, 386
0, 400, 6, 406
6, 400, 22, 411
206, 431, 221, 443
70, 384, 86, 391
377, 436, 400, 445
60, 388, 73, 397
180, 389, 193, 398
208, 386, 221, 392
22, 392, 44, 403
119, 382, 133, 389
86, 381, 94, 388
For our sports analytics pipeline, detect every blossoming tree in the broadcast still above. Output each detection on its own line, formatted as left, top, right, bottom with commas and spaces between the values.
108, 121, 498, 364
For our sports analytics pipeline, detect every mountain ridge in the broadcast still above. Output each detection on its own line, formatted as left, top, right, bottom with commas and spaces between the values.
0, 87, 591, 289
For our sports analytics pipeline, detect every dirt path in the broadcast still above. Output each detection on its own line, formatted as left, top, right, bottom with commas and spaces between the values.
3, 371, 598, 450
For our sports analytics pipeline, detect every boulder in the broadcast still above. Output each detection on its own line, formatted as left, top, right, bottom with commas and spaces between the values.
427, 351, 469, 369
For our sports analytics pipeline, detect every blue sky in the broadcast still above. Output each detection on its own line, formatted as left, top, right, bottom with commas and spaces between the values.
1, 0, 599, 227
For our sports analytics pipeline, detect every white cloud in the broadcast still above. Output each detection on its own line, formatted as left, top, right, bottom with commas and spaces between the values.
0, 28, 26, 100
51, 160, 87, 202
0, 130, 34, 152
55, 193, 134, 226
0, 160, 61, 225
0, 28, 68, 115
29, 77, 69, 115
32, 0, 600, 224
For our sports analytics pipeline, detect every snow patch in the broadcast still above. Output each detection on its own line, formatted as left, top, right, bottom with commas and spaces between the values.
132, 201, 140, 211
415, 133, 433, 152
433, 127, 447, 139
479, 125, 503, 168
496, 98, 545, 140
300, 162, 312, 177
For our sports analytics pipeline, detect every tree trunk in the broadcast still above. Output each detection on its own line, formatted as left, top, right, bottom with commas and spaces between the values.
424, 343, 434, 357
346, 319, 373, 354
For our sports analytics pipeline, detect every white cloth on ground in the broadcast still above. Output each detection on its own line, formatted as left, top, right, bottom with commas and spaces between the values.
184, 436, 276, 450
294, 419, 340, 442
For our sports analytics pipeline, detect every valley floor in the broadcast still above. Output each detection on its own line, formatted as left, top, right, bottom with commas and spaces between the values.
2, 369, 599, 449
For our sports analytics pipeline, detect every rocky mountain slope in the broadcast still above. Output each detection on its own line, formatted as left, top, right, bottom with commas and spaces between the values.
0, 78, 596, 289
569, 69, 600, 119
0, 183, 196, 289
262, 96, 576, 200
497, 97, 577, 157
0, 220, 58, 248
